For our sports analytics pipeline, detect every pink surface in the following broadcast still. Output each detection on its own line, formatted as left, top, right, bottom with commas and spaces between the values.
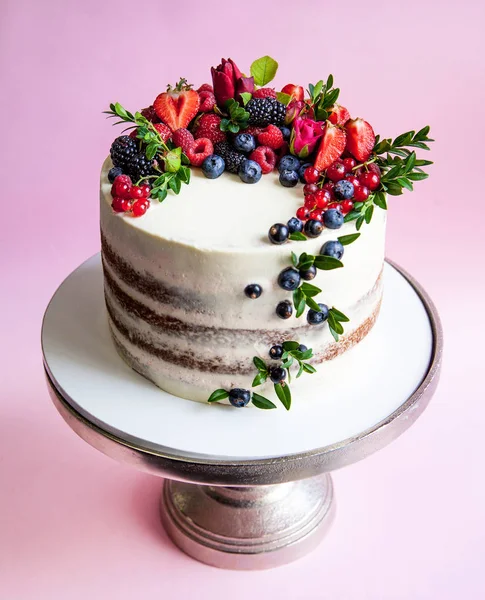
1, 0, 484, 597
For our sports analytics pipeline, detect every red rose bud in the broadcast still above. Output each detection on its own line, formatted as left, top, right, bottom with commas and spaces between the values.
290, 117, 324, 158
285, 100, 304, 125
281, 83, 304, 103
211, 58, 254, 108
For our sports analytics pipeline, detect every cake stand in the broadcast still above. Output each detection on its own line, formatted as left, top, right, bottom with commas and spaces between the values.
41, 255, 442, 570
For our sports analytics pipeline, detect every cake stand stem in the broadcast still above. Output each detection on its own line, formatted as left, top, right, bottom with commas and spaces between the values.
160, 474, 335, 570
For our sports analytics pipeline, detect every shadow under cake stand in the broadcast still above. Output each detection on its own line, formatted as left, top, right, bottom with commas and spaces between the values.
42, 255, 442, 570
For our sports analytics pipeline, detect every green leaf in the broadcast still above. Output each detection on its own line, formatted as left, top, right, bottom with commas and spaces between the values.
393, 130, 414, 147
164, 150, 181, 173
302, 363, 317, 374
330, 307, 349, 322
356, 214, 365, 230
281, 356, 294, 369
253, 356, 267, 372
373, 192, 387, 210
178, 165, 191, 184
168, 176, 181, 195
240, 92, 252, 106
274, 383, 291, 410
228, 122, 240, 134
208, 389, 229, 403
251, 393, 277, 410
337, 233, 361, 246
407, 171, 429, 181
344, 210, 360, 223
364, 204, 374, 224
296, 363, 304, 378
298, 259, 314, 272
291, 251, 298, 267
220, 119, 230, 132
385, 182, 404, 196
329, 326, 339, 342
301, 282, 322, 296
313, 255, 344, 270
250, 55, 279, 87
252, 371, 267, 387
296, 297, 306, 318
276, 92, 291, 105
295, 348, 313, 360
415, 125, 430, 140
305, 296, 322, 312
282, 341, 300, 351
289, 232, 307, 241
397, 177, 413, 191
181, 152, 190, 165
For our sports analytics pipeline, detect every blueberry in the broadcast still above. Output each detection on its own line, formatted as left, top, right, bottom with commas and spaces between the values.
268, 223, 289, 245
320, 240, 344, 260
287, 217, 304, 234
278, 126, 291, 141
269, 366, 286, 384
334, 180, 354, 200
307, 303, 329, 325
269, 345, 284, 359
299, 265, 317, 281
297, 344, 308, 353
323, 209, 344, 229
278, 155, 300, 173
298, 162, 312, 183
245, 283, 262, 299
276, 300, 293, 319
304, 219, 324, 238
201, 154, 225, 179
108, 166, 123, 183
278, 267, 301, 291
234, 133, 256, 153
239, 159, 262, 184
279, 169, 299, 187
229, 388, 251, 408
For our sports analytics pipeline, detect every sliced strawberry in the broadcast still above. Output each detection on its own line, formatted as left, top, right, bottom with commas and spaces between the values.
153, 79, 200, 131
314, 123, 347, 171
328, 104, 350, 126
281, 84, 304, 102
345, 118, 375, 162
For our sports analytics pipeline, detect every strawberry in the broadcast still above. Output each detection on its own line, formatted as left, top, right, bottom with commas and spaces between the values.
197, 83, 213, 93
258, 125, 284, 150
345, 118, 375, 162
281, 84, 304, 102
314, 122, 347, 171
153, 123, 172, 142
172, 128, 194, 153
249, 146, 276, 174
328, 104, 350, 126
186, 138, 214, 167
153, 79, 200, 131
193, 113, 226, 144
199, 90, 216, 112
253, 87, 277, 99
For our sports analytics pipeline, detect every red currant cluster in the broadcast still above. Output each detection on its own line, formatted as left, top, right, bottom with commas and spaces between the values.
110, 175, 151, 218
295, 158, 381, 223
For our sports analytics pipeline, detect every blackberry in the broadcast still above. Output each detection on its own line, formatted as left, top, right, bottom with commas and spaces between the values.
110, 136, 137, 170
247, 98, 286, 127
126, 152, 155, 182
214, 141, 245, 174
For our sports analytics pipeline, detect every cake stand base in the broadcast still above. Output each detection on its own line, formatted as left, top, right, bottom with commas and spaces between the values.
160, 475, 334, 570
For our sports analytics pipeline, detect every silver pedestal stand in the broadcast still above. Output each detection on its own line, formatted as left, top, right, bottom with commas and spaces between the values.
43, 258, 442, 570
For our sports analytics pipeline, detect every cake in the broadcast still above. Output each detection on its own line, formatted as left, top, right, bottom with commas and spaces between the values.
100, 56, 432, 409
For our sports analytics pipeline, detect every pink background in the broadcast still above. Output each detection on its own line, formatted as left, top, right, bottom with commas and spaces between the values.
2, 0, 484, 597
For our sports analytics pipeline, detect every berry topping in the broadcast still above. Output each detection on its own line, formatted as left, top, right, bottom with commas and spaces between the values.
304, 194, 317, 209
321, 240, 344, 260
110, 136, 137, 170
359, 171, 381, 190
278, 155, 301, 173
201, 154, 225, 179
129, 185, 146, 200
140, 183, 151, 197
239, 159, 262, 184
213, 141, 246, 174
244, 283, 263, 299
307, 303, 329, 325
233, 133, 256, 153
111, 174, 132, 199
326, 161, 346, 182
132, 199, 149, 217
304, 219, 324, 238
353, 184, 370, 201
328, 104, 350, 126
276, 300, 293, 319
287, 217, 304, 233
108, 166, 123, 183
281, 84, 304, 102
296, 206, 310, 221
111, 197, 131, 213
341, 200, 354, 214
193, 113, 227, 144
228, 388, 251, 408
314, 122, 346, 171
278, 267, 301, 291
323, 208, 344, 229
303, 166, 320, 184
186, 138, 214, 167
247, 98, 286, 127
153, 79, 200, 131
299, 265, 317, 281
258, 125, 284, 150
268, 223, 289, 245
172, 128, 195, 153
249, 146, 276, 174
279, 169, 299, 187
269, 345, 284, 359
153, 123, 172, 142
334, 180, 354, 200
269, 366, 286, 384
345, 118, 376, 162
253, 87, 277, 99
198, 90, 216, 112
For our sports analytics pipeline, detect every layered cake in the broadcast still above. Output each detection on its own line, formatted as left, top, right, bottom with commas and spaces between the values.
101, 56, 432, 409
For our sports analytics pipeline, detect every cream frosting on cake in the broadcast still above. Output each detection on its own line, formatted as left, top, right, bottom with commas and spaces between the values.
100, 157, 386, 403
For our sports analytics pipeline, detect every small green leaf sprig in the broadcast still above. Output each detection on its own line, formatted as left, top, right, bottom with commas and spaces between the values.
207, 388, 276, 410
104, 102, 191, 202
219, 99, 250, 134
306, 75, 340, 121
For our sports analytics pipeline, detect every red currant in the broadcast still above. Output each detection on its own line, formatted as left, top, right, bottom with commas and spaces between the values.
111, 175, 132, 199
304, 194, 317, 209
130, 185, 146, 199
303, 183, 319, 196
132, 199, 149, 217
327, 202, 340, 211
304, 166, 320, 184
353, 185, 369, 201
326, 161, 346, 182
296, 206, 310, 221
140, 183, 151, 197
322, 182, 335, 199
341, 200, 354, 215
359, 171, 380, 191
121, 198, 133, 212
315, 189, 330, 209
111, 197, 125, 212
308, 209, 323, 222
345, 174, 360, 187
343, 157, 356, 171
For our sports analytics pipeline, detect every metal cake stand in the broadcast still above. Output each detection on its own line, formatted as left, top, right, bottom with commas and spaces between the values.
42, 255, 442, 570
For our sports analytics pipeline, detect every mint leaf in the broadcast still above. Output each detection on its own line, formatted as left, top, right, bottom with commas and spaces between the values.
208, 389, 229, 403
250, 55, 278, 86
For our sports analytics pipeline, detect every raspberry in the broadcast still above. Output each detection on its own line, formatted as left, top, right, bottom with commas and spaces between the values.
243, 125, 265, 137
249, 146, 277, 174
199, 90, 216, 112
253, 87, 277, 99
193, 113, 226, 144
153, 123, 172, 142
258, 125, 284, 150
140, 106, 160, 123
172, 128, 195, 153
186, 138, 214, 167
197, 83, 213, 93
